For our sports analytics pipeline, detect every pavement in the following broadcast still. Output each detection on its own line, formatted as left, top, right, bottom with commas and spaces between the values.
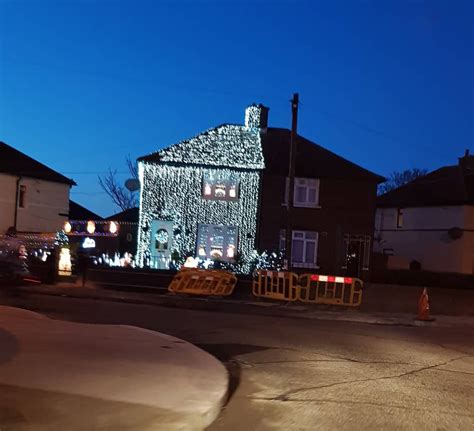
10, 281, 474, 329
0, 305, 229, 431
1, 293, 473, 431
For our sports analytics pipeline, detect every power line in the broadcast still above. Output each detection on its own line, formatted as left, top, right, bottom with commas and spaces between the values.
4, 55, 453, 157
3, 56, 287, 105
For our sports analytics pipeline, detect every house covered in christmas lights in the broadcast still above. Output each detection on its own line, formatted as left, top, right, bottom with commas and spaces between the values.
137, 105, 265, 269
137, 104, 383, 277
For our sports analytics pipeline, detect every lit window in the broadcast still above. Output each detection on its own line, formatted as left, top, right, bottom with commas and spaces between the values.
284, 178, 320, 207
202, 172, 239, 201
197, 224, 238, 261
18, 185, 26, 208
396, 209, 403, 228
280, 229, 319, 268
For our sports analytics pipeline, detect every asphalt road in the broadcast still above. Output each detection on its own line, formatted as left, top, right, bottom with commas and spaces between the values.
1, 291, 473, 431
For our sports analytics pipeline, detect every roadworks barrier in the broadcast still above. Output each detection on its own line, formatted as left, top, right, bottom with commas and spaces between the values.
168, 268, 237, 296
252, 270, 299, 301
253, 270, 363, 307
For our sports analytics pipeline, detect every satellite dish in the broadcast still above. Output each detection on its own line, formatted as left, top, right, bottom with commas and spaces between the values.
125, 178, 140, 192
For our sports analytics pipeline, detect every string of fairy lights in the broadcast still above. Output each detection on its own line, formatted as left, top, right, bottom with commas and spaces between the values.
136, 105, 266, 269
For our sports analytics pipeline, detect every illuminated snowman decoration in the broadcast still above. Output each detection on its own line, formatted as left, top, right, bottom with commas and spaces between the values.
58, 248, 72, 276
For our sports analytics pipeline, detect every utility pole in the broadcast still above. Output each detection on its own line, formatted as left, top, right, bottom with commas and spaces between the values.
285, 93, 299, 269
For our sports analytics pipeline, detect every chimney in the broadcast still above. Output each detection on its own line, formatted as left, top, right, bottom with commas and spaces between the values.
458, 149, 474, 174
245, 104, 269, 130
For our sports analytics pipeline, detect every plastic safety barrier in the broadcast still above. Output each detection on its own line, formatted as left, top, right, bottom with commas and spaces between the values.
298, 274, 363, 307
252, 270, 299, 301
168, 268, 237, 296
252, 271, 363, 307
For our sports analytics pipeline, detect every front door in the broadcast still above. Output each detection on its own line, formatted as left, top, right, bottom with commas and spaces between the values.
150, 220, 173, 269
342, 234, 371, 278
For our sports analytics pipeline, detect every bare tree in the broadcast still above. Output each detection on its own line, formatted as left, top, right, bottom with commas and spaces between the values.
378, 168, 428, 195
98, 156, 139, 211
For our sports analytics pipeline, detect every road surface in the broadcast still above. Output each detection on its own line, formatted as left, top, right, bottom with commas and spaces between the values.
1, 291, 473, 430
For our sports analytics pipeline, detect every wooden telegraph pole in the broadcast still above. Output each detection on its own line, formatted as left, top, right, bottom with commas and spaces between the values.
285, 93, 299, 269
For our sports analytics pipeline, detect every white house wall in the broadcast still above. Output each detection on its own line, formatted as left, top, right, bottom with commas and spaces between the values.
0, 173, 70, 233
375, 206, 470, 274
0, 173, 18, 232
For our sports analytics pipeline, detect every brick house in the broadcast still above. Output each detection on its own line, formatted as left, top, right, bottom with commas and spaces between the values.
136, 104, 383, 276
259, 127, 383, 277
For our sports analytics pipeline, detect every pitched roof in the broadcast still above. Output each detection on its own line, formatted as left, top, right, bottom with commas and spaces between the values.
138, 124, 265, 170
377, 164, 473, 207
69, 200, 103, 220
0, 141, 76, 185
261, 128, 384, 182
106, 207, 139, 223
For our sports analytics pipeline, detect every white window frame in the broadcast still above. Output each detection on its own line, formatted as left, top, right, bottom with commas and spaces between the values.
283, 177, 320, 208
280, 229, 319, 269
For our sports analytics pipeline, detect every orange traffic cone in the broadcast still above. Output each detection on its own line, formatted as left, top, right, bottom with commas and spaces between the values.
416, 288, 435, 322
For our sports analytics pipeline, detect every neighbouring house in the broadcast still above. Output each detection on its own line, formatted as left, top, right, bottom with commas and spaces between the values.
106, 207, 139, 255
374, 151, 474, 275
137, 104, 383, 276
65, 200, 120, 255
259, 126, 383, 277
0, 141, 76, 237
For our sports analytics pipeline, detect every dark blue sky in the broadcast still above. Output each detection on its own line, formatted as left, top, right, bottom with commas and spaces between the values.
1, 0, 472, 217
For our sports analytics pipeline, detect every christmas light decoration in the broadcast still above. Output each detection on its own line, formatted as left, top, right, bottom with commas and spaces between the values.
137, 107, 267, 271
86, 221, 95, 234
109, 221, 118, 234
58, 248, 72, 276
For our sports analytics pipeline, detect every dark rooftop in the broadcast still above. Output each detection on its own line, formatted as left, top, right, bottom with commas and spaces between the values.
69, 200, 103, 220
377, 157, 474, 208
262, 128, 384, 182
0, 141, 76, 185
106, 207, 139, 223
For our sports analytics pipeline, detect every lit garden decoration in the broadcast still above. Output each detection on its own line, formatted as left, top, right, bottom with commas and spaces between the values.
136, 104, 266, 271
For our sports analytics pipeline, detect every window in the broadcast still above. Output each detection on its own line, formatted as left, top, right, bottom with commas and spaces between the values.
280, 229, 319, 268
18, 185, 26, 208
284, 177, 320, 207
202, 172, 239, 201
396, 208, 403, 228
197, 224, 238, 261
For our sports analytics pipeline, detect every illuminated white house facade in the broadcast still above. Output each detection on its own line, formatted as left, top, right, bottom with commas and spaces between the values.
136, 105, 266, 268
